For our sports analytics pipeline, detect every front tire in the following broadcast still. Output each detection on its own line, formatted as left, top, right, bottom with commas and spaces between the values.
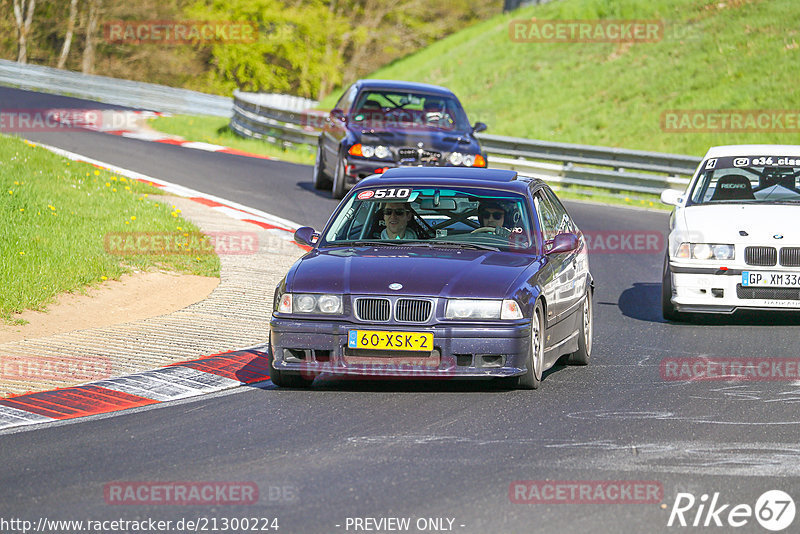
313, 142, 331, 190
518, 301, 545, 389
567, 288, 592, 365
267, 338, 313, 388
332, 154, 347, 199
661, 254, 687, 322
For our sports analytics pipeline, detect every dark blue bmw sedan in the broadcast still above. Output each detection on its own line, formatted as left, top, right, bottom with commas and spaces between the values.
314, 79, 487, 199
269, 167, 593, 389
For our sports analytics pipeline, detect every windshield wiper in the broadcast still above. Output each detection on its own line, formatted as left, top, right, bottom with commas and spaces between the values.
427, 241, 500, 251
335, 240, 414, 247
331, 240, 500, 251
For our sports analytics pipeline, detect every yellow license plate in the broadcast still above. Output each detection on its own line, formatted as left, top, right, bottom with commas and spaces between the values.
348, 330, 433, 351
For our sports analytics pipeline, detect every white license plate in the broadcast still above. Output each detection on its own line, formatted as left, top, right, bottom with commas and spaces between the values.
742, 271, 800, 287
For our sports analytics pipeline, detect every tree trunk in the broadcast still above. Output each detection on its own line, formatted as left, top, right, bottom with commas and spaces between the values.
82, 0, 99, 74
12, 0, 36, 64
57, 0, 79, 69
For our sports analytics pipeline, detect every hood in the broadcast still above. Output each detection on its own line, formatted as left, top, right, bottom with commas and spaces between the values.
288, 247, 541, 299
354, 128, 479, 154
679, 205, 800, 244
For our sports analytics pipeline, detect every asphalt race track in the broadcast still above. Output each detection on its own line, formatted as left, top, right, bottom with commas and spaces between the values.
2, 88, 800, 533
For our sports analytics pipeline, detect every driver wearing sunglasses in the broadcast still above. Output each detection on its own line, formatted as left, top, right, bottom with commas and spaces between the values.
381, 202, 418, 240
473, 199, 512, 237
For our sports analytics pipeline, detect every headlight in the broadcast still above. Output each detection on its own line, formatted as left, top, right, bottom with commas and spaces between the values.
449, 152, 482, 166
445, 299, 522, 320
361, 145, 375, 158
676, 243, 735, 260
374, 145, 391, 159
276, 293, 343, 314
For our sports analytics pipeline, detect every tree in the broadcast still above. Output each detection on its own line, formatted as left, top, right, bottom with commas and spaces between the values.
185, 0, 351, 98
12, 0, 36, 63
57, 0, 78, 69
81, 0, 99, 73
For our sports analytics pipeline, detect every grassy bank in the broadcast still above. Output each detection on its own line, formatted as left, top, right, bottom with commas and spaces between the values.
0, 135, 220, 323
320, 0, 800, 156
148, 115, 315, 165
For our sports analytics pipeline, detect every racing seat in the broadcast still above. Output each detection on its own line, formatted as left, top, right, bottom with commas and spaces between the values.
359, 99, 382, 111
710, 174, 755, 201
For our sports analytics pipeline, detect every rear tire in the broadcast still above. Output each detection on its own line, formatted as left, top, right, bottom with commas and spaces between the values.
567, 288, 592, 365
518, 301, 544, 389
661, 254, 687, 322
267, 338, 313, 388
332, 154, 347, 199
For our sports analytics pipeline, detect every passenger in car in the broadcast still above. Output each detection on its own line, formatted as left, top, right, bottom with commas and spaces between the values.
381, 202, 418, 240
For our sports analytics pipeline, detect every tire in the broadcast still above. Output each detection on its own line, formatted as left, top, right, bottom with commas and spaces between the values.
518, 301, 545, 389
313, 142, 331, 190
332, 153, 347, 200
267, 338, 313, 388
567, 288, 592, 365
661, 254, 687, 322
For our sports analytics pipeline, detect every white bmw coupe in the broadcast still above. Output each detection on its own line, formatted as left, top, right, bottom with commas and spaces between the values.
661, 145, 800, 320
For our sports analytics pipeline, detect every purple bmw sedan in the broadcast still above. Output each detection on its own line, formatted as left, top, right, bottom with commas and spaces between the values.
269, 167, 593, 389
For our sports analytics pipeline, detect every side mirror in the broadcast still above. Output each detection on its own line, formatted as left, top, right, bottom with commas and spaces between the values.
329, 109, 346, 122
294, 226, 319, 247
473, 122, 487, 133
547, 232, 579, 255
660, 189, 684, 206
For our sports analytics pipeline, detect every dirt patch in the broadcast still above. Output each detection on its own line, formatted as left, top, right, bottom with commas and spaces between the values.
0, 271, 219, 343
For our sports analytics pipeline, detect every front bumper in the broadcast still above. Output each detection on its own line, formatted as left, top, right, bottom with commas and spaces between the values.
269, 317, 530, 379
343, 157, 486, 183
668, 263, 800, 313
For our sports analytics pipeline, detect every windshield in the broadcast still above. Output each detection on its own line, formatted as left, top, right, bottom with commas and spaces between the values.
689, 155, 800, 204
350, 91, 471, 131
321, 186, 536, 252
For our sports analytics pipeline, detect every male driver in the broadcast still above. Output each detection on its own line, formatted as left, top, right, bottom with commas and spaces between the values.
381, 202, 418, 240
473, 199, 512, 236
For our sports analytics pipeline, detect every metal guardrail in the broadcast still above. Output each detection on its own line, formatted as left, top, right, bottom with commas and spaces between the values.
232, 90, 701, 195
230, 89, 320, 145
0, 59, 699, 194
0, 58, 233, 117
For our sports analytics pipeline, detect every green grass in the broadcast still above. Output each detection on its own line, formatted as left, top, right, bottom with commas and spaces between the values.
0, 135, 220, 324
320, 0, 800, 157
148, 115, 316, 165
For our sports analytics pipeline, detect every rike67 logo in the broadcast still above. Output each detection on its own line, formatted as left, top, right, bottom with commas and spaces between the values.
667, 490, 795, 531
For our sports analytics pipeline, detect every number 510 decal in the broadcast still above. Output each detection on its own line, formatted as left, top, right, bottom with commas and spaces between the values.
357, 188, 412, 201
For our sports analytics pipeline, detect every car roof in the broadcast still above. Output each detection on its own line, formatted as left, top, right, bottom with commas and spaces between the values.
354, 79, 456, 97
355, 167, 542, 193
703, 144, 800, 158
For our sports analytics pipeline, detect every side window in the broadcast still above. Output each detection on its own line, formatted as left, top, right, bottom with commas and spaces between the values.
534, 192, 560, 241
543, 187, 574, 234
334, 85, 357, 112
